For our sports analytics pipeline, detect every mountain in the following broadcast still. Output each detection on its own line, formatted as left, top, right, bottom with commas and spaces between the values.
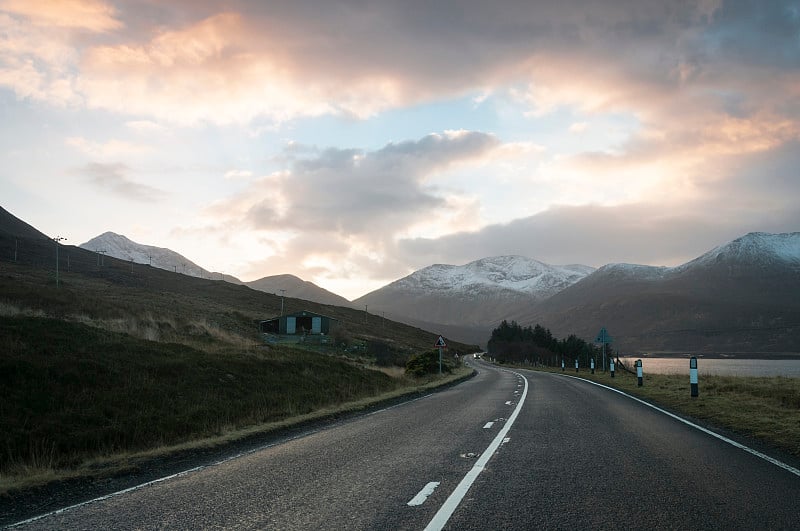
246, 274, 352, 307
80, 232, 353, 306
80, 232, 234, 281
510, 232, 800, 354
353, 256, 595, 344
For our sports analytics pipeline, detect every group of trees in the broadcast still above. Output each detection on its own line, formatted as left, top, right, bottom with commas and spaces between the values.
487, 320, 602, 367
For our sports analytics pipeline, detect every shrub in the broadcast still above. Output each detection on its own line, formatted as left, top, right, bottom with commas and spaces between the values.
405, 350, 451, 377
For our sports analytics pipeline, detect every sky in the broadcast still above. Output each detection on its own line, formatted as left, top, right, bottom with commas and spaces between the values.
1, 0, 799, 300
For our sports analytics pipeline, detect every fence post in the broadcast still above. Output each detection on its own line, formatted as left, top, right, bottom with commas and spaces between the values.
690, 357, 699, 397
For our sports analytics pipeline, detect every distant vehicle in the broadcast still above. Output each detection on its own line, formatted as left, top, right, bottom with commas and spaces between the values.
473, 353, 481, 359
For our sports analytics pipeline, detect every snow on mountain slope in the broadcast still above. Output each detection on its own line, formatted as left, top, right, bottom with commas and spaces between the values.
677, 232, 800, 270
388, 256, 594, 299
80, 232, 217, 278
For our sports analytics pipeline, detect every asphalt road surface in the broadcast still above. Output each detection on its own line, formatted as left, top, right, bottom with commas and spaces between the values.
11, 360, 800, 530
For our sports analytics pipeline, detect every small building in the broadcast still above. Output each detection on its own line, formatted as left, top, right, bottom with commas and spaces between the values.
259, 310, 337, 337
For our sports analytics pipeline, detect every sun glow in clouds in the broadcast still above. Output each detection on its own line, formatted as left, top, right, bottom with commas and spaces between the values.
1, 0, 798, 300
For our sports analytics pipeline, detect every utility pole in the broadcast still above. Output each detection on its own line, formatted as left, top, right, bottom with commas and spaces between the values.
53, 236, 66, 286
280, 289, 286, 316
14, 238, 18, 262
364, 305, 368, 324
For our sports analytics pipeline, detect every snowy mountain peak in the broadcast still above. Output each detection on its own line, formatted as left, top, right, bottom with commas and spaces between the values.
681, 232, 800, 270
80, 232, 213, 278
393, 255, 594, 298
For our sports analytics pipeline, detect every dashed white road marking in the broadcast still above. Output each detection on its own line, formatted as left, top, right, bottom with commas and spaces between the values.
505, 401, 512, 405
424, 370, 529, 531
408, 482, 440, 506
483, 421, 494, 429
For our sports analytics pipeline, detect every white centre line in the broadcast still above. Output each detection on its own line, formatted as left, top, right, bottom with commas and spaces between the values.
424, 371, 529, 531
483, 421, 494, 429
408, 481, 440, 506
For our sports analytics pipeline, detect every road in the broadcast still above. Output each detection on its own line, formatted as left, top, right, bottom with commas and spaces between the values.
11, 360, 800, 530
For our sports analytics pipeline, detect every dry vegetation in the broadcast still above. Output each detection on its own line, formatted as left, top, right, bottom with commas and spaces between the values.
0, 256, 476, 495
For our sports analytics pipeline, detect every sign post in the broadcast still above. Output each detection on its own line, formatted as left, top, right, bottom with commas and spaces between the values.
594, 327, 613, 371
435, 335, 447, 374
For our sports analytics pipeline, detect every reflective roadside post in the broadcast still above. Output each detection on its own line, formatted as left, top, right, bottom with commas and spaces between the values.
590, 358, 595, 374
575, 358, 579, 373
690, 357, 699, 397
636, 359, 643, 386
561, 358, 565, 371
609, 357, 615, 378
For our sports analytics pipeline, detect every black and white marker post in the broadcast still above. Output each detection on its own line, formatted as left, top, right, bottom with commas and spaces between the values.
561, 358, 565, 371
575, 358, 579, 373
636, 359, 643, 386
609, 357, 615, 378
590, 358, 595, 374
690, 356, 699, 397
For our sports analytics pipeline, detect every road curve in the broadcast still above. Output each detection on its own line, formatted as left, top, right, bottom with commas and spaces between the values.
11, 360, 800, 530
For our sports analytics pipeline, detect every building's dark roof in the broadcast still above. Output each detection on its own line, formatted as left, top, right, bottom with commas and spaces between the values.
260, 310, 339, 323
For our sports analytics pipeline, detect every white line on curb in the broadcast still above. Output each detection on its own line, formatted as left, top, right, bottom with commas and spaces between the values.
560, 373, 800, 478
424, 371, 529, 531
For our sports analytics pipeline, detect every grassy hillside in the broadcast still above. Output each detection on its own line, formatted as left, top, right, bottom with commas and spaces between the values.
1, 316, 402, 476
0, 219, 477, 492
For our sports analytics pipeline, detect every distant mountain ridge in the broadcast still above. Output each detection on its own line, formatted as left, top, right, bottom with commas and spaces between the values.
509, 232, 800, 353
247, 274, 351, 307
80, 232, 350, 307
353, 256, 596, 334
81, 232, 225, 280
27, 212, 800, 353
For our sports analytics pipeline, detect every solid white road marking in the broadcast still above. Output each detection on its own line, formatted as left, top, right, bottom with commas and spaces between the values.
408, 482, 440, 506
483, 422, 494, 429
560, 373, 800, 478
424, 371, 529, 531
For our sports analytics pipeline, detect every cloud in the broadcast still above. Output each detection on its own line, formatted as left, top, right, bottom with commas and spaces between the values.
241, 130, 499, 234
79, 162, 165, 202
0, 0, 122, 32
66, 136, 151, 159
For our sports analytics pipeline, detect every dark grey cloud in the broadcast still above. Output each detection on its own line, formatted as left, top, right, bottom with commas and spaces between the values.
246, 131, 499, 234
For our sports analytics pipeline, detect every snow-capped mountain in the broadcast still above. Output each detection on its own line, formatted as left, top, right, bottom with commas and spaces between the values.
676, 232, 800, 271
390, 256, 594, 299
80, 232, 351, 306
80, 232, 224, 279
353, 256, 595, 339
511, 231, 800, 353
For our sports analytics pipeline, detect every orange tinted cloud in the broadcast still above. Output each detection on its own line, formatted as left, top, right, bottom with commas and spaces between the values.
0, 0, 121, 32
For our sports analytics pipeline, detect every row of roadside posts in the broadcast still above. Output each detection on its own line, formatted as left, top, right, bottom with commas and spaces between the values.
562, 355, 700, 397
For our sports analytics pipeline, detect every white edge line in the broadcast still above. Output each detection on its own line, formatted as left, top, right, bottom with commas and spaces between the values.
424, 370, 528, 531
559, 373, 800, 478
10, 392, 440, 528
407, 481, 440, 506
